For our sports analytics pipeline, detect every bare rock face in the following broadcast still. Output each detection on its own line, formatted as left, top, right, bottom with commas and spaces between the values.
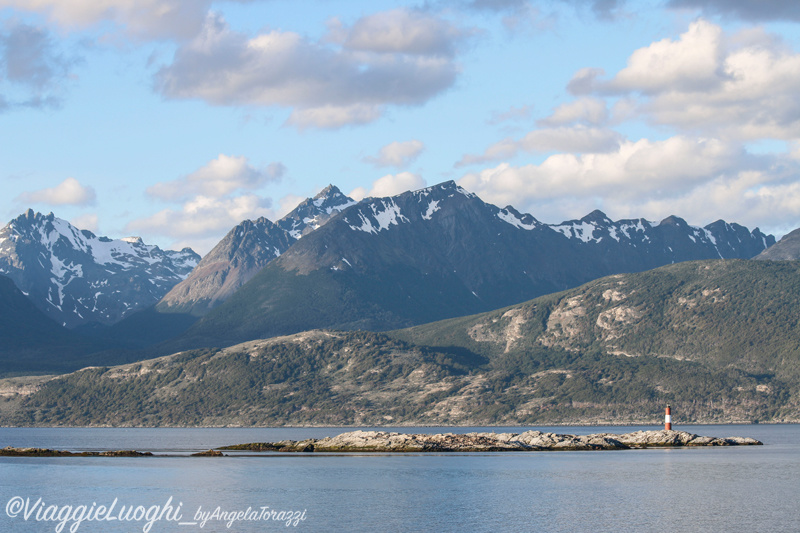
220, 429, 762, 453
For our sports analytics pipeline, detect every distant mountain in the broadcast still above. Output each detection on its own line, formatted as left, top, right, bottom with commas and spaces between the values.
755, 227, 800, 260
154, 185, 356, 316
7, 260, 798, 426
174, 181, 774, 349
0, 210, 199, 327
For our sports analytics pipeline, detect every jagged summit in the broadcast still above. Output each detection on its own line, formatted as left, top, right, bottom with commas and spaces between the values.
277, 184, 357, 239
0, 210, 199, 327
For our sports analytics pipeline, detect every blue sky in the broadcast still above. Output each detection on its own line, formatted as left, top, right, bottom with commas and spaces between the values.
3, 0, 800, 255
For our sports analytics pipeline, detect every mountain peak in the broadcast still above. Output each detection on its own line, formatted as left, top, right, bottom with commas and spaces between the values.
659, 215, 689, 228
314, 184, 342, 199
278, 185, 357, 239
580, 209, 611, 224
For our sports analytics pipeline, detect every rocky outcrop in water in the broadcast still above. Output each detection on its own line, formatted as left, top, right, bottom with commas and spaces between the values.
220, 429, 762, 453
0, 446, 153, 457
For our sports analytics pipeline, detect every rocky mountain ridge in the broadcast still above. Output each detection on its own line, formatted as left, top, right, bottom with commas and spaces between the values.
175, 181, 775, 349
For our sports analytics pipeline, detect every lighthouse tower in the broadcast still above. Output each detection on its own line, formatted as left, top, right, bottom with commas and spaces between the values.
664, 405, 672, 431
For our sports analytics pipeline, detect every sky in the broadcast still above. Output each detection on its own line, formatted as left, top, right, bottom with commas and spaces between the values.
3, 0, 800, 255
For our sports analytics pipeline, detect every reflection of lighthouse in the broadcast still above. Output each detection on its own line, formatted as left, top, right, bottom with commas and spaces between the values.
665, 405, 672, 431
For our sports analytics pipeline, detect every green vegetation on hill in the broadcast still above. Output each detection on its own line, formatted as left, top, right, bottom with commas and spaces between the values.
3, 259, 799, 426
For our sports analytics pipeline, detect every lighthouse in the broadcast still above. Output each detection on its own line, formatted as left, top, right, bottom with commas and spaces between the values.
664, 405, 672, 431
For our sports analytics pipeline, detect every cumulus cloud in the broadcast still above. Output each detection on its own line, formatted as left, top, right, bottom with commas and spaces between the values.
457, 125, 624, 167
16, 177, 96, 206
147, 154, 285, 202
350, 172, 427, 201
568, 19, 800, 140
129, 154, 285, 254
0, 21, 78, 109
126, 193, 273, 255
538, 97, 608, 127
667, 0, 800, 22
154, 10, 463, 129
459, 136, 780, 223
457, 134, 800, 232
0, 0, 223, 41
327, 9, 467, 57
364, 140, 425, 168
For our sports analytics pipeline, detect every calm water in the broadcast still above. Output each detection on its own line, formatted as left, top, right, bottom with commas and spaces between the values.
0, 425, 797, 532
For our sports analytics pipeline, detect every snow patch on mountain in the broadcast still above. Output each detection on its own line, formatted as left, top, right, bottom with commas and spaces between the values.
348, 200, 409, 234
552, 222, 602, 243
422, 200, 441, 221
497, 209, 539, 230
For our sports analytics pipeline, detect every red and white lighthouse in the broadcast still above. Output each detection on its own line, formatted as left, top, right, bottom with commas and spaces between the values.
664, 405, 672, 431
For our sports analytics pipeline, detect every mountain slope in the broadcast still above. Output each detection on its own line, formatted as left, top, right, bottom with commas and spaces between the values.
0, 275, 107, 375
755, 227, 800, 260
154, 185, 356, 316
0, 210, 199, 327
156, 217, 295, 316
175, 181, 774, 349
6, 259, 798, 426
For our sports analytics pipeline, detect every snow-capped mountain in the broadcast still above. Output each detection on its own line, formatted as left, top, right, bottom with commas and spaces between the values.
0, 210, 199, 328
277, 185, 357, 239
155, 184, 357, 316
178, 181, 774, 348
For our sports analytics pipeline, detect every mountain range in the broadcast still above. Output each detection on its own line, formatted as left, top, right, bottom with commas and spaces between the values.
169, 181, 775, 350
4, 259, 797, 426
0, 210, 199, 328
0, 180, 790, 376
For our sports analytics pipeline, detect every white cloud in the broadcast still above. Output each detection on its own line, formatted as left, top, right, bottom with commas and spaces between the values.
129, 154, 286, 254
0, 0, 221, 41
569, 19, 800, 141
328, 9, 467, 56
364, 140, 425, 168
286, 104, 383, 130
126, 193, 272, 255
457, 125, 624, 166
350, 172, 426, 201
16, 177, 96, 206
147, 154, 285, 201
155, 11, 462, 129
457, 135, 787, 226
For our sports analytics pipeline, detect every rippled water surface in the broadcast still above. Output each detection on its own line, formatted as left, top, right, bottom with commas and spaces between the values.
1, 425, 797, 532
